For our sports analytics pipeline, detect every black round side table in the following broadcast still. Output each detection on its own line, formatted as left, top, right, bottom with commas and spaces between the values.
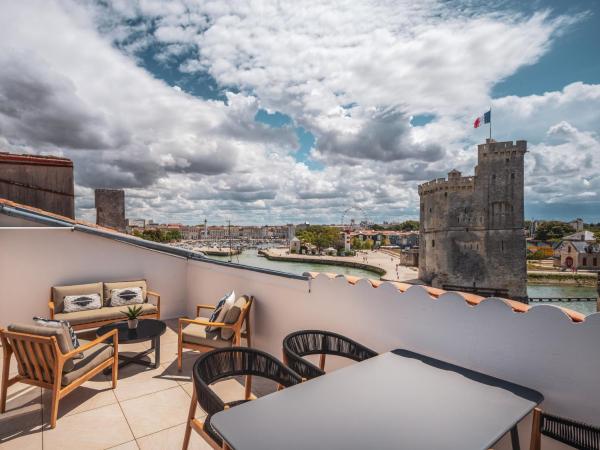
97, 319, 167, 371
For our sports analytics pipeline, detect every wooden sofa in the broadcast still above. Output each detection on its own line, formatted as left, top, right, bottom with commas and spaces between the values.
49, 280, 160, 330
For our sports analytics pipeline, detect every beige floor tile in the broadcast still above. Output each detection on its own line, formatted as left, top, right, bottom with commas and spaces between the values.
41, 378, 117, 419
119, 386, 192, 438
113, 365, 179, 402
0, 427, 42, 450
136, 423, 213, 450
157, 341, 180, 364
108, 440, 139, 450
0, 383, 43, 448
42, 403, 134, 450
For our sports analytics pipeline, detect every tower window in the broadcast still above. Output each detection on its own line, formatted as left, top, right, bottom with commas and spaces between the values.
505, 158, 509, 163
429, 208, 432, 213
492, 174, 496, 181
501, 240, 504, 253
432, 240, 435, 247
511, 173, 515, 179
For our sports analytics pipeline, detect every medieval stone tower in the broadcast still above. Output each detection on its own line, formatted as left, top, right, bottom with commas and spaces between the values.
418, 139, 527, 301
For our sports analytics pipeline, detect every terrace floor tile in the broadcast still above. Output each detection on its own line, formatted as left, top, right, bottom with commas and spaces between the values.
42, 402, 134, 450
119, 385, 192, 438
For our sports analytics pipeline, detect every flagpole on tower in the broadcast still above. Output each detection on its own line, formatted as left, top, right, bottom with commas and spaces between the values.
489, 104, 492, 141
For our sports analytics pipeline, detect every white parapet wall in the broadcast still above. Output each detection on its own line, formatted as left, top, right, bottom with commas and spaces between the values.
186, 262, 600, 447
0, 228, 189, 322
1, 220, 599, 449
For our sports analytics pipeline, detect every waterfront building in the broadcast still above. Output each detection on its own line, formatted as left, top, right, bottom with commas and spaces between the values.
418, 139, 527, 300
555, 240, 600, 270
562, 230, 596, 242
569, 218, 584, 232
0, 152, 74, 218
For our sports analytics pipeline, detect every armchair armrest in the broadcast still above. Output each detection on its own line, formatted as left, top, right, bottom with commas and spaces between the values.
196, 304, 216, 317
48, 300, 55, 319
62, 329, 118, 361
147, 290, 161, 318
179, 317, 235, 330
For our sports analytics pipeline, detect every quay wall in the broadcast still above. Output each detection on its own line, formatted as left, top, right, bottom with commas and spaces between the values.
258, 250, 386, 276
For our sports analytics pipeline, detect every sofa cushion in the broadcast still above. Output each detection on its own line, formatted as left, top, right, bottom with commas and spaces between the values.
33, 317, 82, 358
61, 342, 114, 386
52, 282, 103, 314
104, 280, 147, 307
63, 293, 102, 313
54, 303, 158, 326
220, 297, 247, 340
109, 287, 144, 307
206, 291, 235, 333
182, 320, 233, 348
8, 322, 77, 372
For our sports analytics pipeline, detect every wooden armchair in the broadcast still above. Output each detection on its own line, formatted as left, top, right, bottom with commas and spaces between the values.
1, 325, 119, 428
177, 296, 253, 371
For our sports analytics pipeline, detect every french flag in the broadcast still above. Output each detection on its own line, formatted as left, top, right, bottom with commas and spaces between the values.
473, 110, 491, 128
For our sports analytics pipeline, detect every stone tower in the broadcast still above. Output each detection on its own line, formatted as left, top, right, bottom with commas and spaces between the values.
418, 139, 527, 301
95, 189, 126, 232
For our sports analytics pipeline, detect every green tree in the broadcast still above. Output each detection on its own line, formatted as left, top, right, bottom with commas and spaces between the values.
133, 229, 182, 243
296, 226, 339, 252
351, 237, 363, 250
534, 221, 575, 241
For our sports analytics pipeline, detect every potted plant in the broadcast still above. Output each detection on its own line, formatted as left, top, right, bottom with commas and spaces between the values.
123, 305, 143, 329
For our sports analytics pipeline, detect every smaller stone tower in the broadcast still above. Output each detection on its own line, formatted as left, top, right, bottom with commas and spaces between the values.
95, 189, 126, 232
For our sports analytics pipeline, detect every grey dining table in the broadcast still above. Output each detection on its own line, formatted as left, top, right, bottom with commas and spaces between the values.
211, 349, 543, 450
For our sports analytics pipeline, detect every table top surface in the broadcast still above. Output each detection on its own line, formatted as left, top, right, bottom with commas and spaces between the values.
212, 349, 543, 450
96, 319, 166, 343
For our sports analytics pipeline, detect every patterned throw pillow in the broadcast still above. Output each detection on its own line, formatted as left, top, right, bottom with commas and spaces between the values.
110, 287, 144, 307
33, 317, 83, 359
63, 293, 102, 313
206, 291, 235, 333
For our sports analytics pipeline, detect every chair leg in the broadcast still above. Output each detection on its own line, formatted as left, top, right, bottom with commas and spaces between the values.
244, 375, 252, 400
245, 318, 252, 348
111, 336, 119, 389
0, 345, 11, 414
50, 385, 61, 428
529, 408, 542, 450
182, 384, 198, 450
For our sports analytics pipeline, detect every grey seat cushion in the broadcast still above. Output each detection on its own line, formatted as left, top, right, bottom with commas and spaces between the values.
182, 320, 233, 348
52, 282, 104, 313
54, 303, 158, 325
61, 341, 114, 386
8, 322, 77, 372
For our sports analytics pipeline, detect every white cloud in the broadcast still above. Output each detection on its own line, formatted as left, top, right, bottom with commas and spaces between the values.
0, 0, 598, 224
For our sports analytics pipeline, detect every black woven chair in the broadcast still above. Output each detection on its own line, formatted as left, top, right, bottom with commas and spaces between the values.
282, 330, 378, 380
182, 347, 302, 450
531, 408, 600, 450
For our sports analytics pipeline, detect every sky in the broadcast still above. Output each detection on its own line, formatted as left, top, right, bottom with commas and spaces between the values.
0, 0, 599, 225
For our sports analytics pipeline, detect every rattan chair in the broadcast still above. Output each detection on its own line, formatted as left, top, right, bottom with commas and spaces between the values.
282, 330, 377, 380
182, 347, 302, 450
530, 408, 600, 450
